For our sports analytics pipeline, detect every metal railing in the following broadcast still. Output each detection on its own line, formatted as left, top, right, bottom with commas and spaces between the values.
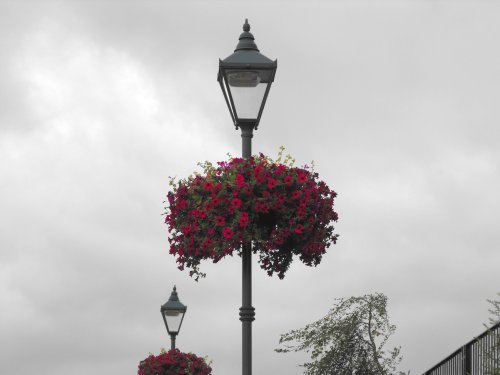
423, 321, 500, 375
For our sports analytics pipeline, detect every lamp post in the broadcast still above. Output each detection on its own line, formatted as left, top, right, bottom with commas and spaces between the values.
160, 285, 187, 350
218, 19, 277, 375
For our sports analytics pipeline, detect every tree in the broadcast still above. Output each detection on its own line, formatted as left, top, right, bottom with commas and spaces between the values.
487, 292, 500, 326
275, 293, 406, 375
482, 292, 500, 375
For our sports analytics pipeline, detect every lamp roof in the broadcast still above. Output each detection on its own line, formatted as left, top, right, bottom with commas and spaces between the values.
161, 286, 187, 312
220, 19, 276, 67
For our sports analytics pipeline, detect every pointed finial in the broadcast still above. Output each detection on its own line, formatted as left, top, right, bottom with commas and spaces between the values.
243, 19, 250, 32
169, 285, 180, 302
234, 19, 259, 52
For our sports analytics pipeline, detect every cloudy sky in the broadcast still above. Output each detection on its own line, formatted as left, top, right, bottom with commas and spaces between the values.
1, 0, 499, 374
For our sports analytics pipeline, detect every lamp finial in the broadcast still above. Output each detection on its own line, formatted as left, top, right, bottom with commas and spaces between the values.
243, 19, 250, 32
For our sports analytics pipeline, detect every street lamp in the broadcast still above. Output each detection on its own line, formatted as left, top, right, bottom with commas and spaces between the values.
218, 18, 277, 134
218, 19, 277, 375
160, 285, 187, 350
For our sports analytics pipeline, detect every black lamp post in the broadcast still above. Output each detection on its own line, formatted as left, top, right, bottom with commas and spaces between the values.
218, 19, 277, 375
160, 285, 187, 350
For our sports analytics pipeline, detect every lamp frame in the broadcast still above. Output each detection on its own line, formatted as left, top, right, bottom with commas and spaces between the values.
217, 62, 277, 130
160, 286, 187, 349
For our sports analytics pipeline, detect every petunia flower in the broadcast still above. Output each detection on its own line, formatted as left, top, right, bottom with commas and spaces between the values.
297, 172, 307, 182
231, 198, 242, 209
222, 227, 234, 239
235, 173, 245, 186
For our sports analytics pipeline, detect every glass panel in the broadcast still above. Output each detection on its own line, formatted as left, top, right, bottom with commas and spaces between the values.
164, 310, 184, 333
229, 81, 268, 120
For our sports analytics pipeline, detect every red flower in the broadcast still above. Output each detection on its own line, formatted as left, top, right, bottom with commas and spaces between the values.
204, 181, 213, 190
222, 227, 234, 239
267, 178, 277, 189
198, 210, 207, 218
297, 172, 307, 182
294, 224, 304, 234
292, 191, 301, 199
235, 173, 245, 186
239, 214, 249, 227
215, 216, 225, 226
284, 175, 293, 184
231, 198, 242, 209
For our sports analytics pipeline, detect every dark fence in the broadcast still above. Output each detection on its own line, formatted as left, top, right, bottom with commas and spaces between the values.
423, 321, 500, 375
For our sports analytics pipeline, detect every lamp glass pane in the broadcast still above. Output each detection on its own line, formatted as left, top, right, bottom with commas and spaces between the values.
164, 310, 184, 333
227, 71, 268, 120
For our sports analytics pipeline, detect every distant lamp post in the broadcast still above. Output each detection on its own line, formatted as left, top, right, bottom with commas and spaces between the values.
218, 19, 277, 375
161, 285, 187, 350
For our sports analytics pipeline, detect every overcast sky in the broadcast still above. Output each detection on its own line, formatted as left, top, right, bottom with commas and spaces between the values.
1, 1, 499, 374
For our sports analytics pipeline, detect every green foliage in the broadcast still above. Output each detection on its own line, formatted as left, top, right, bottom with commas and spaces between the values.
487, 293, 500, 326
276, 293, 406, 375
482, 293, 500, 375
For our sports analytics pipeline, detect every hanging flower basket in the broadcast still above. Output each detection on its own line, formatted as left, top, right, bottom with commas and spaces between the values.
138, 348, 212, 375
164, 149, 339, 280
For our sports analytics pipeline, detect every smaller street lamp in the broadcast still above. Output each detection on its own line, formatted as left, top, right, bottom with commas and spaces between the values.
161, 285, 187, 350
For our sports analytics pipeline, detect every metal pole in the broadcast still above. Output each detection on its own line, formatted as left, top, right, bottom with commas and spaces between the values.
170, 334, 176, 350
239, 122, 255, 375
